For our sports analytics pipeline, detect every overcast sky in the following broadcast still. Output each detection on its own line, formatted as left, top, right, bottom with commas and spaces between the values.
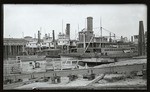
4, 4, 147, 40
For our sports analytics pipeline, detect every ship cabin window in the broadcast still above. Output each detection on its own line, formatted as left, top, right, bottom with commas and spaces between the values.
72, 61, 77, 65
66, 61, 71, 64
29, 62, 32, 65
105, 49, 120, 51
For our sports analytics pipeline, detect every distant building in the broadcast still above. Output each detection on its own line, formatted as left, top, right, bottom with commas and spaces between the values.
120, 36, 129, 43
3, 38, 27, 59
24, 36, 33, 42
122, 37, 129, 42
134, 35, 139, 44
133, 31, 147, 46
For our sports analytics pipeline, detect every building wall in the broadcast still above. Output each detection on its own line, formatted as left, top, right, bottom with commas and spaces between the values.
3, 45, 23, 59
3, 38, 26, 59
26, 41, 38, 48
134, 35, 138, 44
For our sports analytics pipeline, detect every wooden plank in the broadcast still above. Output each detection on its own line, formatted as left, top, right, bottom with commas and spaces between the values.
86, 74, 105, 86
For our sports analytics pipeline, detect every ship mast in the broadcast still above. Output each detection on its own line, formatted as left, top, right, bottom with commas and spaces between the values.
62, 19, 63, 34
100, 17, 102, 37
99, 17, 102, 48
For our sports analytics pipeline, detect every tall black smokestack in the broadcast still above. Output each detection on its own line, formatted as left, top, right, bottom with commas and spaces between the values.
66, 24, 70, 39
38, 30, 41, 43
121, 36, 123, 41
109, 33, 111, 42
138, 21, 145, 56
87, 17, 93, 32
131, 36, 133, 42
53, 30, 55, 42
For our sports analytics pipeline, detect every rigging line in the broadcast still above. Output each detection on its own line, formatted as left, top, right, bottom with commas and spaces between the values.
93, 27, 118, 36
93, 27, 100, 29
93, 27, 115, 35
102, 27, 115, 34
82, 25, 121, 39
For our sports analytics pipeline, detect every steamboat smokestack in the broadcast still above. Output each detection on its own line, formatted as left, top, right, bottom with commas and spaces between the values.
87, 17, 93, 32
121, 36, 123, 42
53, 30, 55, 42
66, 24, 70, 39
131, 36, 133, 42
138, 21, 145, 56
109, 33, 111, 42
37, 31, 41, 43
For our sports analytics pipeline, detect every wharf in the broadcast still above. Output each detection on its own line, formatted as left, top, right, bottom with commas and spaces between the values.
3, 58, 147, 90
14, 75, 146, 90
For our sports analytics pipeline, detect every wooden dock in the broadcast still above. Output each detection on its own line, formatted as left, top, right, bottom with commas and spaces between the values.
4, 62, 146, 82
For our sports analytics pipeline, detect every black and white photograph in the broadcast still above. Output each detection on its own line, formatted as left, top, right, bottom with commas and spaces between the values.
3, 4, 147, 90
